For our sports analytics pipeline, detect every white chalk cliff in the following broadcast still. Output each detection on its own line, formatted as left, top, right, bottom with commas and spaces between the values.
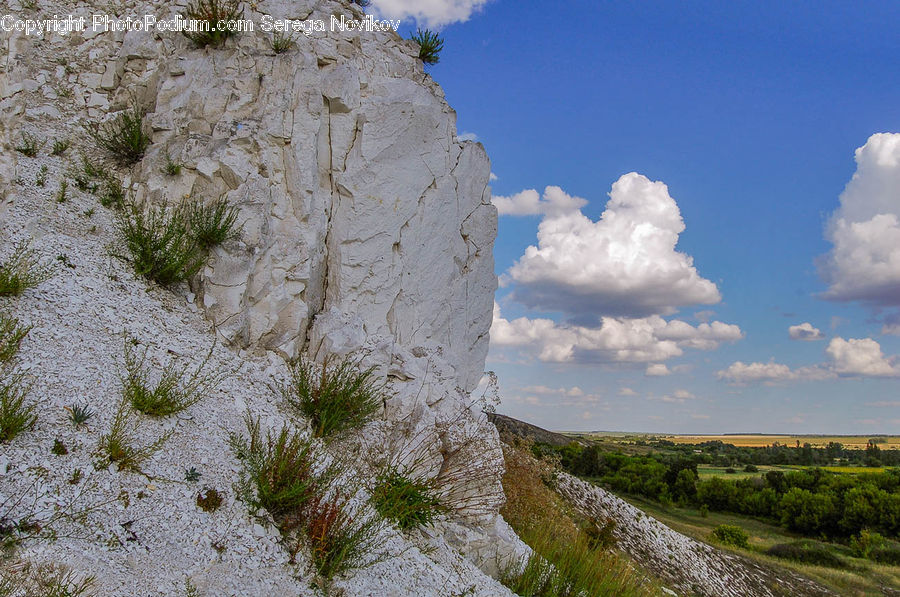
0, 0, 525, 593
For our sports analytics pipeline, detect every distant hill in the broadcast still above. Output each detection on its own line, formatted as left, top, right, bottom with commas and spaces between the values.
487, 413, 576, 447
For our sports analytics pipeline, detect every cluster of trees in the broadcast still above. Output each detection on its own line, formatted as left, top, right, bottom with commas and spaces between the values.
545, 443, 900, 539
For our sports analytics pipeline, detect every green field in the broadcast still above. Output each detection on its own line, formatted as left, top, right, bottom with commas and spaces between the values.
622, 494, 900, 597
697, 465, 888, 479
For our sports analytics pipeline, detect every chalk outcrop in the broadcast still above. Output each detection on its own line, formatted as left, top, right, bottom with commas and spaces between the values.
0, 0, 524, 593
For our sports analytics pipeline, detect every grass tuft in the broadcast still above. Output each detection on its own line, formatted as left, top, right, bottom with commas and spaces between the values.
0, 372, 36, 443
51, 138, 71, 156
280, 356, 383, 439
121, 337, 221, 416
369, 467, 446, 531
410, 28, 444, 65
86, 100, 150, 164
51, 438, 68, 455
271, 30, 296, 54
96, 398, 173, 471
0, 241, 54, 297
14, 132, 43, 157
56, 180, 68, 203
0, 311, 31, 363
184, 195, 240, 249
162, 152, 182, 176
182, 0, 243, 47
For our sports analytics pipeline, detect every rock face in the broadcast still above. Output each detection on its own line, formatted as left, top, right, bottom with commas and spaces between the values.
130, 0, 497, 396
0, 0, 523, 591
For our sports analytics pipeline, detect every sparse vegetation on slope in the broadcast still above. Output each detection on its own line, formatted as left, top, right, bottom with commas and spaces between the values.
96, 398, 173, 471
122, 337, 221, 416
499, 440, 658, 596
280, 356, 383, 439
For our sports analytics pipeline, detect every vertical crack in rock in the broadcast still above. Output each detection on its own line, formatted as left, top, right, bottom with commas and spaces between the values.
305, 96, 336, 346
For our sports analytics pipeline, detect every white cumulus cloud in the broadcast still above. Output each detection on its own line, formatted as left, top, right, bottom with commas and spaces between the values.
717, 361, 799, 383
645, 364, 671, 376
826, 337, 900, 377
491, 303, 741, 364
370, 0, 490, 26
718, 335, 900, 383
507, 173, 721, 319
820, 133, 900, 305
788, 322, 824, 341
492, 186, 588, 217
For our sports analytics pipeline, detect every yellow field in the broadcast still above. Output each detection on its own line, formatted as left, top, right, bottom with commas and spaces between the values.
659, 434, 900, 449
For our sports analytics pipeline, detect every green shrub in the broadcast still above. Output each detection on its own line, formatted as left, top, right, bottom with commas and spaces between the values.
86, 101, 150, 164
114, 198, 206, 285
0, 312, 30, 363
183, 196, 240, 249
870, 544, 900, 565
410, 28, 444, 65
0, 372, 36, 443
121, 337, 221, 416
585, 516, 617, 550
849, 529, 886, 559
710, 524, 749, 549
96, 398, 173, 471
766, 541, 847, 569
0, 241, 53, 296
370, 468, 445, 531
229, 417, 381, 581
230, 416, 323, 522
280, 356, 383, 439
51, 438, 68, 455
743, 464, 759, 473
182, 0, 243, 47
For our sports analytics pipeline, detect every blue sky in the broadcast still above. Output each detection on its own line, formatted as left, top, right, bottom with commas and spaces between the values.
376, 0, 900, 433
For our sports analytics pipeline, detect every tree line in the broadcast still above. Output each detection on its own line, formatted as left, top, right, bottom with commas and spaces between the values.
542, 442, 900, 539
